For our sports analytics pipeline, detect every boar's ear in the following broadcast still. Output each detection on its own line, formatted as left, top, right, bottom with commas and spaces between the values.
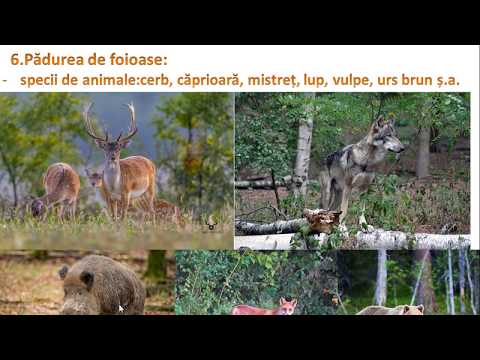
80, 271, 94, 291
58, 265, 69, 280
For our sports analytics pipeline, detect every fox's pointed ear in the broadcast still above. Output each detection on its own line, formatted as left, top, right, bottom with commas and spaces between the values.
280, 297, 286, 305
401, 305, 410, 315
292, 299, 298, 307
417, 304, 424, 314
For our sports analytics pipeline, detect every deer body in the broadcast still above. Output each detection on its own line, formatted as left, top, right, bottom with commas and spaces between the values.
231, 298, 297, 315
32, 163, 80, 221
102, 155, 156, 220
83, 102, 156, 222
86, 168, 184, 226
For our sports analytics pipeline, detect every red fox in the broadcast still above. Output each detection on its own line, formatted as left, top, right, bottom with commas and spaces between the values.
231, 298, 298, 315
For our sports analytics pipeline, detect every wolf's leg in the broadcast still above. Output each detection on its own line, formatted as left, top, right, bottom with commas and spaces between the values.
330, 184, 343, 211
339, 185, 351, 224
319, 170, 331, 210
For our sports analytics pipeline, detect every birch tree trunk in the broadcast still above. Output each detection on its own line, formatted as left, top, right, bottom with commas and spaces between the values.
293, 93, 314, 198
235, 218, 308, 236
374, 250, 388, 306
444, 272, 450, 314
464, 250, 477, 315
458, 248, 466, 314
414, 250, 437, 314
475, 260, 480, 314
447, 248, 456, 315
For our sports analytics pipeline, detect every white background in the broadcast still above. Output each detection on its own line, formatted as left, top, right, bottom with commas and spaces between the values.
0, 45, 478, 248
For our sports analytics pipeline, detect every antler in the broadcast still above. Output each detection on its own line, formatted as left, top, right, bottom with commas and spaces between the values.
83, 103, 108, 143
117, 102, 138, 145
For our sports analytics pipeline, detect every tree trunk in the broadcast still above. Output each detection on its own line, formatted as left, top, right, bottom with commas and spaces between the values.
235, 177, 319, 190
447, 248, 455, 315
292, 93, 315, 198
475, 258, 480, 314
464, 250, 477, 315
374, 250, 388, 306
12, 175, 19, 208
458, 248, 466, 314
414, 250, 437, 314
271, 169, 282, 214
236, 218, 308, 236
444, 272, 450, 314
416, 125, 430, 178
144, 250, 167, 282
235, 229, 471, 249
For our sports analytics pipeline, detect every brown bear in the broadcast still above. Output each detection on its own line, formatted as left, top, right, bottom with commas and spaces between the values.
356, 304, 424, 315
58, 255, 146, 315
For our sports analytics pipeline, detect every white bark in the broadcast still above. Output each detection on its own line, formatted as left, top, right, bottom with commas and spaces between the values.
410, 251, 429, 305
444, 272, 450, 314
448, 248, 456, 315
374, 250, 388, 306
234, 230, 470, 250
235, 177, 320, 190
464, 250, 477, 315
293, 93, 314, 198
459, 248, 466, 314
235, 219, 308, 236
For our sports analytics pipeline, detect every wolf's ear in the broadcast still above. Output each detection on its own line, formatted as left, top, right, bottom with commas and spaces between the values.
388, 114, 396, 126
375, 115, 386, 127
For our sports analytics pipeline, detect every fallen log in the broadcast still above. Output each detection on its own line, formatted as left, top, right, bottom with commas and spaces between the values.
235, 176, 320, 190
234, 230, 471, 250
235, 178, 290, 189
235, 209, 341, 235
235, 218, 307, 235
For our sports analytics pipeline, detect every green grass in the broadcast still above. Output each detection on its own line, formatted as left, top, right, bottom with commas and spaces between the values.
341, 293, 477, 315
0, 209, 233, 250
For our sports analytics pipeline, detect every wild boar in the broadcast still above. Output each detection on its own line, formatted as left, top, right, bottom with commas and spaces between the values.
58, 255, 146, 315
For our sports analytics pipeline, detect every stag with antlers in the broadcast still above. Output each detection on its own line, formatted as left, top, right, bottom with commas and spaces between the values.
83, 102, 156, 222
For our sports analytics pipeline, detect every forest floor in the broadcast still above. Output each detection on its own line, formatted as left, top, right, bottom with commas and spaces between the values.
0, 251, 175, 315
0, 208, 233, 250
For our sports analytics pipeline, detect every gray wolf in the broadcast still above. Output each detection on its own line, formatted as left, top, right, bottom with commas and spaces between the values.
319, 115, 405, 223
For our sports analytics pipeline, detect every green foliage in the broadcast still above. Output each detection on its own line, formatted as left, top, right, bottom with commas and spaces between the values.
176, 250, 337, 315
339, 250, 479, 315
152, 93, 233, 216
0, 93, 86, 204
348, 174, 470, 233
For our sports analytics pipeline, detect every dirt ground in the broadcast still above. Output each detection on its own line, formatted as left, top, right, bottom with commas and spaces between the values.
0, 251, 175, 315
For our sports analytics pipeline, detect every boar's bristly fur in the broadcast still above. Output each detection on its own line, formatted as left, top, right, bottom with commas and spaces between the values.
59, 255, 146, 315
